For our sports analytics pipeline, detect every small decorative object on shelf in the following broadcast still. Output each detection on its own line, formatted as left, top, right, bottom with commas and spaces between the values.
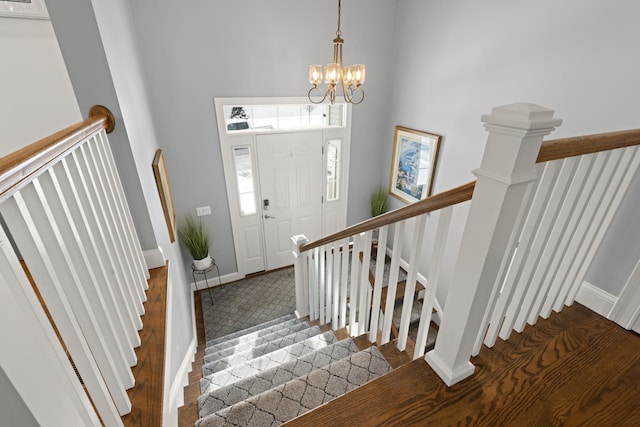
192, 257, 222, 304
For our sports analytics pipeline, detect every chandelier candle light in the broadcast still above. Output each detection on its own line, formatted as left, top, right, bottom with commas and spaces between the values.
308, 0, 365, 104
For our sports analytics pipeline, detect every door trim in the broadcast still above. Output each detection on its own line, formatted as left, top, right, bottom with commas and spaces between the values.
214, 97, 352, 278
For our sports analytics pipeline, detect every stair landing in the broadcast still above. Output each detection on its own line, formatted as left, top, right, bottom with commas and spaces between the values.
284, 303, 640, 426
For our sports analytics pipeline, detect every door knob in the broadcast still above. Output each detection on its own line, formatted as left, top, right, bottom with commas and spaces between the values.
264, 214, 276, 219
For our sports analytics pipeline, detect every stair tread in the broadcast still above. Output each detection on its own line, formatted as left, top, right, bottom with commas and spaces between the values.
202, 326, 323, 376
196, 346, 392, 427
203, 321, 310, 364
199, 331, 337, 394
204, 314, 295, 348
197, 338, 360, 418
205, 317, 301, 355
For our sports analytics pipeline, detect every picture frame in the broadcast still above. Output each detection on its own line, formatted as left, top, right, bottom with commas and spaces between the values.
389, 126, 442, 204
0, 0, 49, 20
152, 149, 177, 243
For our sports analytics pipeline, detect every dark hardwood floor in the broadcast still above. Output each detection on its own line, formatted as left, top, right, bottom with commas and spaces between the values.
285, 303, 640, 426
121, 265, 168, 427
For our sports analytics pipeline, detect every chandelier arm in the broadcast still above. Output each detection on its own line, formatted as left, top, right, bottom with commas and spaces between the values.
308, 86, 330, 104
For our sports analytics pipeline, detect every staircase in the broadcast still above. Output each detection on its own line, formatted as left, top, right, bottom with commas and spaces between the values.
187, 314, 411, 426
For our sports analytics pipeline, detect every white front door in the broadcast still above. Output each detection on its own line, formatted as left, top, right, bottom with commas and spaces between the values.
257, 132, 323, 270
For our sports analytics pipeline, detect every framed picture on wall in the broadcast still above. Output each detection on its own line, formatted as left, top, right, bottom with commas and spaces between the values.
0, 0, 49, 19
389, 126, 442, 204
152, 149, 177, 243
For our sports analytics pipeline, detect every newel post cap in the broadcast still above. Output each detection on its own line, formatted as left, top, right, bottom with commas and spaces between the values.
481, 103, 562, 134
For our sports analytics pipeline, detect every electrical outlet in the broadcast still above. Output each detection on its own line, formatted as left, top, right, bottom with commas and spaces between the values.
196, 206, 211, 216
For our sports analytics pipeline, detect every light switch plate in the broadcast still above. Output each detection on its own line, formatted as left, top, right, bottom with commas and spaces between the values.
196, 206, 211, 216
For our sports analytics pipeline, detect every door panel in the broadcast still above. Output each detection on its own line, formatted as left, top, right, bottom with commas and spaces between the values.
258, 132, 323, 270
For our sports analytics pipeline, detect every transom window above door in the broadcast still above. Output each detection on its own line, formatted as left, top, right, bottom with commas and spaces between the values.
223, 103, 345, 133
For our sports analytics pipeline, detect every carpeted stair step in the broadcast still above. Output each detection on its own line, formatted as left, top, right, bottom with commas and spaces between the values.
204, 321, 311, 364
195, 346, 392, 427
200, 331, 337, 395
205, 317, 301, 356
205, 314, 295, 348
197, 338, 360, 418
202, 326, 323, 376
392, 298, 423, 327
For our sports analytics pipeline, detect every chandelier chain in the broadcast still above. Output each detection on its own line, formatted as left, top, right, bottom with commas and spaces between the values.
336, 0, 342, 37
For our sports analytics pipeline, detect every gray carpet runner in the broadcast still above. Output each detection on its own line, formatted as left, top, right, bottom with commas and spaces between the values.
196, 315, 393, 426
205, 316, 299, 355
198, 338, 360, 418
200, 331, 338, 394
196, 346, 392, 427
202, 326, 323, 376
204, 321, 311, 364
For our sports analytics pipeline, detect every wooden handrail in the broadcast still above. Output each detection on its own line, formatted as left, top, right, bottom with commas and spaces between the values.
537, 128, 640, 163
301, 127, 640, 253
300, 181, 475, 252
0, 105, 115, 200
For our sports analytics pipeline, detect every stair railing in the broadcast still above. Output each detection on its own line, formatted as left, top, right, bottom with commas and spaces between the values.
0, 106, 148, 426
292, 173, 476, 360
426, 104, 640, 386
294, 102, 640, 389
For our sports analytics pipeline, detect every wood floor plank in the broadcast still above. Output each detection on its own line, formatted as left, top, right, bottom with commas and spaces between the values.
284, 303, 640, 426
122, 265, 167, 427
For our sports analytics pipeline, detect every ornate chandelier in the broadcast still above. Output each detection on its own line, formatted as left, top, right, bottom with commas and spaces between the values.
308, 0, 365, 105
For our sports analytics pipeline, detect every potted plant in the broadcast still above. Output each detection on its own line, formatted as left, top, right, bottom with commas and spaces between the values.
370, 185, 389, 218
178, 214, 212, 270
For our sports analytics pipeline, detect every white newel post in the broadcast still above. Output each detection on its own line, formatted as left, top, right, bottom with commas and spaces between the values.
291, 234, 310, 318
425, 103, 562, 386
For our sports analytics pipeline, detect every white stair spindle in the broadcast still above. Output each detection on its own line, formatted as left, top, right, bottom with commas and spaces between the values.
369, 225, 389, 343
0, 191, 132, 416
415, 207, 452, 359
357, 230, 373, 336
381, 220, 405, 345
339, 237, 350, 328
319, 244, 326, 325
540, 154, 596, 318
397, 215, 427, 351
348, 234, 362, 335
83, 142, 144, 314
331, 242, 341, 330
97, 131, 149, 281
550, 151, 612, 311
566, 147, 640, 304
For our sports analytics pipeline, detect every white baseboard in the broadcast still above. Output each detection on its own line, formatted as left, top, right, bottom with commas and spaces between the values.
191, 271, 242, 292
575, 281, 617, 318
162, 277, 198, 427
144, 247, 166, 269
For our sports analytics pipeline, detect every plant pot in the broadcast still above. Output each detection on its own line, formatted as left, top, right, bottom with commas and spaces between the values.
193, 256, 212, 270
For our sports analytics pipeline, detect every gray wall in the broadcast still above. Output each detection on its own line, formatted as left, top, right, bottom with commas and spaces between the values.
0, 367, 38, 427
385, 0, 640, 298
46, 0, 192, 384
128, 0, 398, 276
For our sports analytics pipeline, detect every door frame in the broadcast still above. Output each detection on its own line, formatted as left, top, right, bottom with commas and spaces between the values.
214, 97, 352, 278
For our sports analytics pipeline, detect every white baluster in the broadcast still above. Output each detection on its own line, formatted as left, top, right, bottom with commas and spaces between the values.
331, 241, 341, 330
319, 244, 326, 325
83, 141, 144, 314
550, 151, 612, 311
68, 149, 143, 338
381, 220, 405, 344
348, 234, 362, 335
0, 190, 132, 416
59, 156, 140, 355
38, 168, 135, 389
513, 158, 579, 331
369, 225, 389, 343
326, 246, 332, 324
566, 146, 640, 304
0, 225, 106, 427
357, 230, 373, 336
397, 215, 427, 351
540, 154, 596, 318
291, 234, 309, 318
415, 207, 452, 359
339, 237, 350, 328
